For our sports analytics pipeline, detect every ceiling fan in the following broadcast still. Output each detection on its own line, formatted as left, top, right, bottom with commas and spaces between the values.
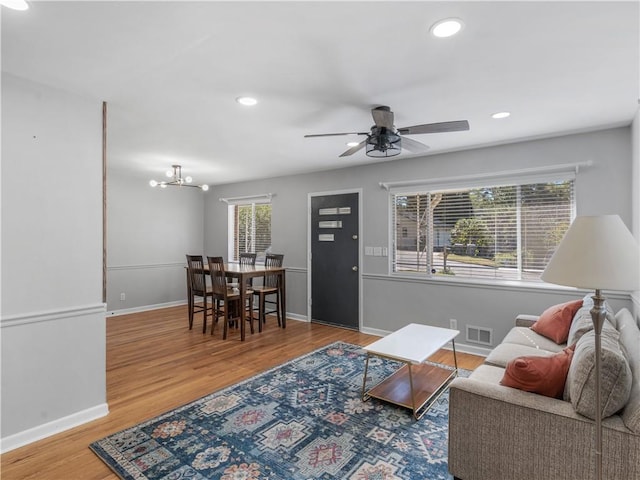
304, 106, 469, 158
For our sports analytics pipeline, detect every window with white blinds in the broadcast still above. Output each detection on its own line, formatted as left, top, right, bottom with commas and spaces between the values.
228, 203, 272, 262
391, 179, 575, 282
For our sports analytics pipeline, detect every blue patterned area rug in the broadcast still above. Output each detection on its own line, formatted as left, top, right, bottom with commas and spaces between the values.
91, 341, 466, 480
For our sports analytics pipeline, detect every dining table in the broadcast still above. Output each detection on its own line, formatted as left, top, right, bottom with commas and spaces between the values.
186, 262, 286, 341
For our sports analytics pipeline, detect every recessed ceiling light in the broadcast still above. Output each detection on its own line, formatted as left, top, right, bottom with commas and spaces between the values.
0, 0, 29, 11
491, 111, 511, 119
236, 96, 257, 106
430, 18, 463, 38
346, 141, 360, 147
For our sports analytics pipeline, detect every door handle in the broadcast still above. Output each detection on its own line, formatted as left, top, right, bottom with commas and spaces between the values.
352, 266, 358, 272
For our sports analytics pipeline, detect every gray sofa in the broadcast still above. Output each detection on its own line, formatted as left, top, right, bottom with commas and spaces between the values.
448, 300, 640, 480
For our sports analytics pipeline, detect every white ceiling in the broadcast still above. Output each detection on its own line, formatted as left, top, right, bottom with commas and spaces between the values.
2, 1, 639, 186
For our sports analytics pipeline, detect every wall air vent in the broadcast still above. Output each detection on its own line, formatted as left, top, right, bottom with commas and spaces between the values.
466, 325, 493, 346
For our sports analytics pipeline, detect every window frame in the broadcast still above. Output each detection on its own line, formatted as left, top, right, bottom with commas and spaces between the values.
387, 168, 577, 285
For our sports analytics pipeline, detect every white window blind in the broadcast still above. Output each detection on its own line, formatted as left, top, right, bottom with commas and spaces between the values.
391, 179, 575, 282
228, 202, 272, 262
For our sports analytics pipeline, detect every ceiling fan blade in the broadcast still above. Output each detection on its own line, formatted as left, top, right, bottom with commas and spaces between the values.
400, 136, 430, 153
304, 131, 368, 138
398, 120, 469, 135
339, 139, 367, 157
371, 106, 394, 129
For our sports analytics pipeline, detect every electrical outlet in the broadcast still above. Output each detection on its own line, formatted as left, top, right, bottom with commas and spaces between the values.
120, 293, 126, 301
450, 318, 457, 330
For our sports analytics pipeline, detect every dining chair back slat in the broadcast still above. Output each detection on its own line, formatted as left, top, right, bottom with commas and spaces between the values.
238, 252, 257, 287
264, 253, 284, 288
207, 256, 227, 295
239, 252, 257, 266
186, 255, 207, 294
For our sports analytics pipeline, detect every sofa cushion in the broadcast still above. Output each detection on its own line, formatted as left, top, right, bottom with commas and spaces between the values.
565, 321, 632, 419
531, 299, 583, 344
467, 364, 508, 387
485, 342, 555, 368
617, 308, 640, 433
567, 296, 616, 346
501, 327, 566, 353
500, 346, 575, 398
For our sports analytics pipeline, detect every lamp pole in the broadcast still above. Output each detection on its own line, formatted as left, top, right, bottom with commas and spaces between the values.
591, 290, 606, 480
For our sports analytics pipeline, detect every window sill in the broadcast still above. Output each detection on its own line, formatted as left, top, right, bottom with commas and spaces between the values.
363, 272, 630, 300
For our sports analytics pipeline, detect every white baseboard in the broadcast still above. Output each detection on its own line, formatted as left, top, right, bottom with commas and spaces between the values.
360, 326, 388, 338
0, 403, 109, 454
285, 312, 308, 322
440, 342, 491, 357
107, 300, 186, 317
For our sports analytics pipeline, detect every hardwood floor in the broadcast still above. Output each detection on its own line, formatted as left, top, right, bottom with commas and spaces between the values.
1, 306, 484, 479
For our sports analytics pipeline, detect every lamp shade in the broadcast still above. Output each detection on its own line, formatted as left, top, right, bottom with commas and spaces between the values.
541, 215, 640, 291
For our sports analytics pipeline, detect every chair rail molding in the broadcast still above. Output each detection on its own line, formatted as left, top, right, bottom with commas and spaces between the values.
107, 262, 185, 271
0, 303, 106, 328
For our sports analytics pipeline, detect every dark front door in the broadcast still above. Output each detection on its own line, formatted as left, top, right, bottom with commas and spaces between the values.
311, 192, 359, 330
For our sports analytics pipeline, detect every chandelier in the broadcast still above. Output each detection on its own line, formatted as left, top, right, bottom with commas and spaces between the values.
149, 165, 209, 191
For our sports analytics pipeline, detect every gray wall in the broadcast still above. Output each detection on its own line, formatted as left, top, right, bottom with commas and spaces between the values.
204, 127, 635, 352
632, 109, 640, 314
1, 74, 106, 448
106, 170, 205, 313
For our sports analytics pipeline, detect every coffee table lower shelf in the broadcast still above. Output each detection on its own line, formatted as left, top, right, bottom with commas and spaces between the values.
363, 361, 457, 420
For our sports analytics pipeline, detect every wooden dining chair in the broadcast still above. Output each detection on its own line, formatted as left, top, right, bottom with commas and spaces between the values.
207, 256, 254, 339
252, 253, 284, 330
185, 254, 214, 333
238, 252, 257, 287
238, 252, 257, 265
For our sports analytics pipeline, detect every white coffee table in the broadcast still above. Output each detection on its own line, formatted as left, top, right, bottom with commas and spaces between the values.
361, 323, 459, 419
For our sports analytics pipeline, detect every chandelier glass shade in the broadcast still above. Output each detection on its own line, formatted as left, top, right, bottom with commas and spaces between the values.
149, 165, 209, 191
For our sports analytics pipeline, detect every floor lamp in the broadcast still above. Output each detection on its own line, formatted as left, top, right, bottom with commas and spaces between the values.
541, 215, 640, 480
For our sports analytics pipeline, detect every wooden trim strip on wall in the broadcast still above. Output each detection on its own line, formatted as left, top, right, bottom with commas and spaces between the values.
107, 262, 186, 271
0, 304, 106, 329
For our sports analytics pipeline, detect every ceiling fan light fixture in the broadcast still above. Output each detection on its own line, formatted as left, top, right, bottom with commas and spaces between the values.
366, 130, 402, 158
430, 18, 463, 38
346, 141, 360, 147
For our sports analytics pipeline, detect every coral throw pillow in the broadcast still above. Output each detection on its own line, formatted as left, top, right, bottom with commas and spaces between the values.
531, 299, 583, 344
500, 346, 575, 399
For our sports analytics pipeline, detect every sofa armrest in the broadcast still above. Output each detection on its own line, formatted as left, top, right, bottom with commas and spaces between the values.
448, 375, 640, 480
515, 314, 539, 327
